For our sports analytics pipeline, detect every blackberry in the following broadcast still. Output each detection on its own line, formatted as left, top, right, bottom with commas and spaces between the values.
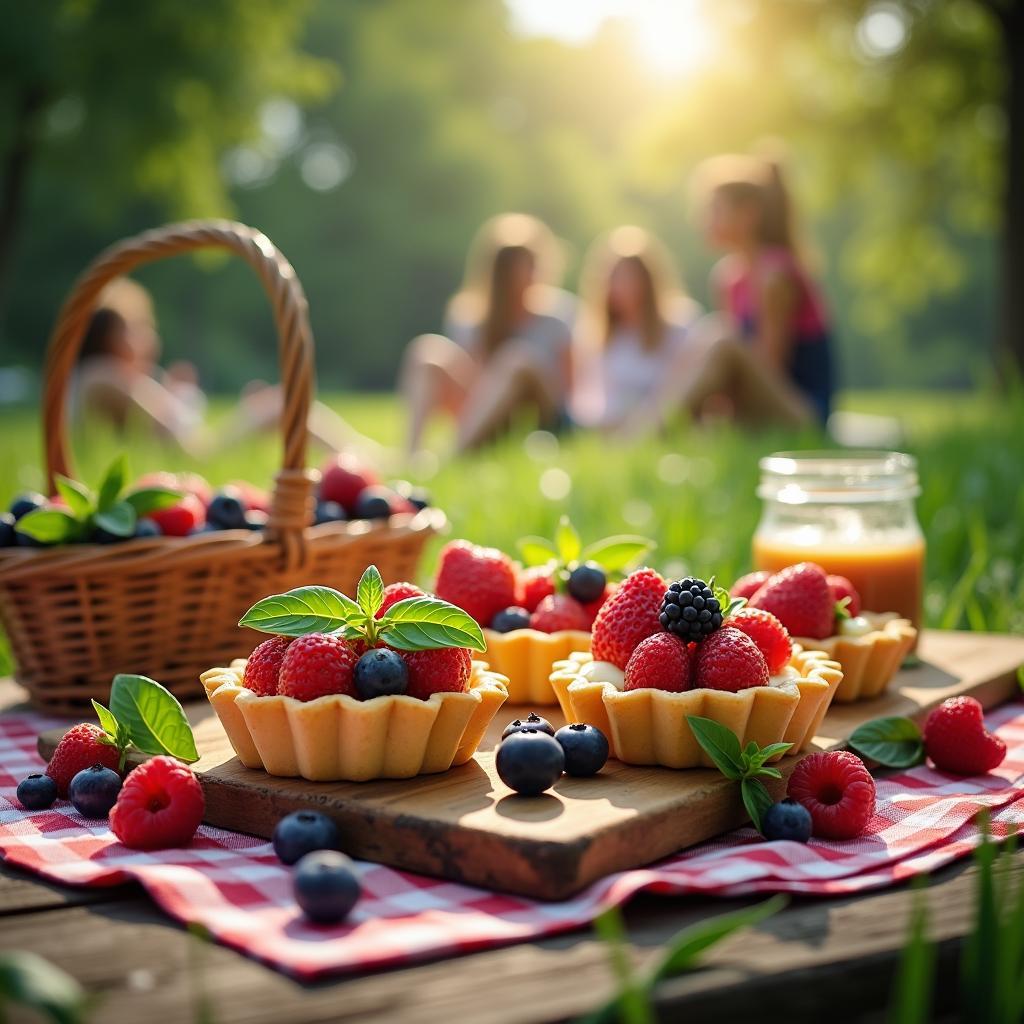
659, 577, 723, 643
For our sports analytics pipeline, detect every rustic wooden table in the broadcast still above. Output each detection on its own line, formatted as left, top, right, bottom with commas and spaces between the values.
1, 676, 1019, 1023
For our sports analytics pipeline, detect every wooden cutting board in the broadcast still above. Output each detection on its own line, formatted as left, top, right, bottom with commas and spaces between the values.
39, 629, 1024, 900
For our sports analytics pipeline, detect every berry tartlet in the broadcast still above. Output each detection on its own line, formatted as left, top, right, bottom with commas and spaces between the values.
202, 567, 508, 781
741, 563, 916, 703
548, 571, 843, 769
433, 520, 653, 706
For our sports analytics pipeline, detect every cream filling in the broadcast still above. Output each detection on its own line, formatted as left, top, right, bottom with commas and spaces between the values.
839, 615, 874, 638
579, 660, 626, 690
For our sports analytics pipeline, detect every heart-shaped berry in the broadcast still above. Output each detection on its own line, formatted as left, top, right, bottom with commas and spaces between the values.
923, 696, 1006, 776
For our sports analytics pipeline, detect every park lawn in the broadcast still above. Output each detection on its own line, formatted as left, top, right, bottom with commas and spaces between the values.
0, 388, 1021, 677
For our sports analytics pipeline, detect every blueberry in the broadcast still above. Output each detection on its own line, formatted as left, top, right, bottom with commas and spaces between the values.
496, 729, 565, 796
68, 764, 122, 818
554, 723, 609, 777
354, 648, 408, 699
314, 500, 347, 525
761, 798, 813, 843
0, 512, 16, 548
207, 489, 247, 530
134, 518, 162, 538
406, 490, 431, 511
16, 773, 58, 810
353, 487, 394, 520
92, 524, 131, 544
16, 531, 47, 548
567, 562, 606, 603
293, 850, 361, 924
490, 606, 531, 633
501, 712, 554, 739
9, 492, 46, 521
273, 810, 342, 865
245, 510, 269, 530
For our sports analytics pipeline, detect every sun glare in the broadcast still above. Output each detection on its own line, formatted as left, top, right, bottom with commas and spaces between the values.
507, 0, 717, 78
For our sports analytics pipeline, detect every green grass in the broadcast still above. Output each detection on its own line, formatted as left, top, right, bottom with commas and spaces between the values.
1, 389, 1022, 678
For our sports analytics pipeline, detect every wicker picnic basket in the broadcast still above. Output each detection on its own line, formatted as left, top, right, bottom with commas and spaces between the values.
0, 220, 443, 715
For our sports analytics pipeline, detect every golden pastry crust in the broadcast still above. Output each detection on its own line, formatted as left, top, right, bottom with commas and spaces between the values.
482, 628, 591, 705
201, 659, 508, 781
548, 646, 842, 769
793, 612, 916, 703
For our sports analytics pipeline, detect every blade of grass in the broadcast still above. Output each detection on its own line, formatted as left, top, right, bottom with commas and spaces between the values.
887, 879, 934, 1024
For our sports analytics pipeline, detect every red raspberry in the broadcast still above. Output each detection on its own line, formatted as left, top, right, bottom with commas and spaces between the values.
923, 696, 1006, 775
529, 594, 589, 633
46, 723, 121, 798
728, 608, 792, 674
749, 562, 835, 639
788, 750, 876, 839
731, 571, 770, 601
401, 647, 472, 700
591, 568, 667, 670
624, 632, 694, 692
694, 626, 770, 692
110, 756, 205, 850
376, 581, 425, 618
434, 540, 517, 626
278, 633, 359, 701
517, 566, 555, 612
827, 575, 862, 617
581, 583, 615, 628
147, 493, 205, 537
242, 635, 292, 696
319, 453, 379, 514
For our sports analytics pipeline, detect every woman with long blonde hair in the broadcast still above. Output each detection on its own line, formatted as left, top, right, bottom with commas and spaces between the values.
400, 213, 574, 457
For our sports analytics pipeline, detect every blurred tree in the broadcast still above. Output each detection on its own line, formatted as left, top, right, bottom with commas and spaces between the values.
0, 0, 335, 321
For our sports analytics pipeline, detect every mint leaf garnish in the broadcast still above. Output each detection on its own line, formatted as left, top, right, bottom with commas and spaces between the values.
687, 716, 744, 780
110, 674, 199, 763
356, 565, 385, 618
54, 475, 94, 519
555, 515, 581, 563
97, 453, 129, 512
93, 499, 136, 538
518, 536, 559, 567
517, 518, 655, 586
123, 486, 183, 516
848, 716, 924, 768
580, 536, 656, 573
741, 777, 775, 833
239, 585, 363, 636
91, 699, 133, 772
835, 597, 852, 620
378, 596, 486, 652
15, 508, 84, 544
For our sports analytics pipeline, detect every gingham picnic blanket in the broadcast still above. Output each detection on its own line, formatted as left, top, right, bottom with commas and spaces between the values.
2, 703, 1023, 981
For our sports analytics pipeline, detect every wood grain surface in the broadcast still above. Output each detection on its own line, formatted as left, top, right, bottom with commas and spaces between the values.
37, 629, 1024, 900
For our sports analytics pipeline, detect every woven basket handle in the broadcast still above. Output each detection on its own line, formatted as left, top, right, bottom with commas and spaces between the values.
41, 219, 316, 564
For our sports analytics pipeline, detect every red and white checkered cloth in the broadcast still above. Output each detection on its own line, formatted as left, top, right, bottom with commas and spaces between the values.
2, 702, 1023, 980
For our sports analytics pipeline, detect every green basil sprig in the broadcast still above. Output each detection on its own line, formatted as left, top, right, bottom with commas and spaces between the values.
848, 715, 924, 768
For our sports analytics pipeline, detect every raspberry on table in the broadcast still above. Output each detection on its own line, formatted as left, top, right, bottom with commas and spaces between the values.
787, 750, 876, 840
278, 633, 360, 701
243, 635, 292, 696
923, 696, 1006, 775
728, 608, 792, 675
110, 756, 205, 850
46, 723, 121, 798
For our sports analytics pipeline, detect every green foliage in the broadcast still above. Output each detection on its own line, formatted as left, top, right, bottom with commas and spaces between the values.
0, 951, 89, 1023
888, 880, 935, 1024
849, 716, 925, 769
109, 674, 200, 763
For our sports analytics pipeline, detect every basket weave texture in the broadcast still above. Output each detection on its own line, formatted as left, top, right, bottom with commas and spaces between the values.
0, 220, 440, 715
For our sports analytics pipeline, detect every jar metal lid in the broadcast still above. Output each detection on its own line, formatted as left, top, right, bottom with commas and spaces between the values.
758, 450, 921, 504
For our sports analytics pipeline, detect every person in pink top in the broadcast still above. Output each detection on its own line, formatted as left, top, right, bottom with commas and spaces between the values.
623, 153, 834, 431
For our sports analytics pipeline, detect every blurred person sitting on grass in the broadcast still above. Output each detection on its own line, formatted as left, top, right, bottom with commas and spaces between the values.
570, 226, 702, 431
624, 153, 834, 433
400, 213, 575, 459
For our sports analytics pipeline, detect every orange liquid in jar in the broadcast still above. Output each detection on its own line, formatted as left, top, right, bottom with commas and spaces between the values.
752, 536, 925, 631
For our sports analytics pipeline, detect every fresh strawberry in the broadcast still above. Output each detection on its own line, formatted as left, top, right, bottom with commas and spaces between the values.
148, 492, 205, 537
46, 723, 121, 798
517, 565, 555, 613
582, 583, 615, 628
401, 646, 472, 700
242, 635, 292, 696
749, 562, 835, 639
529, 594, 589, 633
376, 581, 425, 618
923, 696, 1006, 775
278, 633, 360, 701
110, 756, 205, 850
731, 571, 770, 601
320, 454, 379, 514
624, 632, 693, 692
694, 626, 769, 692
590, 568, 666, 670
788, 750, 876, 839
827, 575, 861, 618
434, 540, 517, 626
728, 608, 792, 675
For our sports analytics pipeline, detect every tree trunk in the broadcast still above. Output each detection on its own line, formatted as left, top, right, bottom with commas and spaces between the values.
998, 4, 1024, 374
0, 86, 45, 328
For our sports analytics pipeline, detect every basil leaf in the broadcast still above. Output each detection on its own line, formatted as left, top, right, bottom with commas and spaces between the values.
97, 453, 128, 511
849, 716, 925, 768
54, 475, 95, 520
356, 565, 385, 618
15, 508, 83, 544
238, 586, 363, 636
378, 596, 486, 652
94, 500, 136, 538
91, 699, 120, 740
686, 715, 743, 779
555, 516, 581, 563
741, 776, 774, 834
747, 741, 794, 770
0, 950, 88, 1024
123, 486, 183, 516
517, 536, 559, 568
580, 536, 656, 573
110, 674, 198, 763
724, 596, 748, 618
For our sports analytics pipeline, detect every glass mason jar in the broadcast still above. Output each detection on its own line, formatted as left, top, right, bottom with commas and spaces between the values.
752, 451, 925, 630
